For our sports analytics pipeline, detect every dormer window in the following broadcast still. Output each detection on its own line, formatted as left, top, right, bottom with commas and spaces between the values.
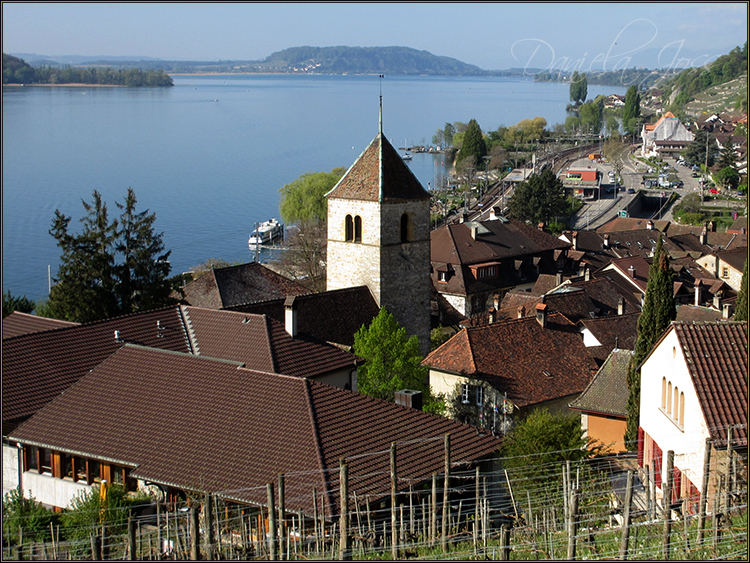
438, 271, 449, 282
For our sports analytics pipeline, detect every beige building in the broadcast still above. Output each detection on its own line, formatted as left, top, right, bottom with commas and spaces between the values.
325, 116, 432, 354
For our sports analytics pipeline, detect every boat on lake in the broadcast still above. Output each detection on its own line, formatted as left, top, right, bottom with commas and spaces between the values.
248, 219, 284, 247
402, 152, 413, 161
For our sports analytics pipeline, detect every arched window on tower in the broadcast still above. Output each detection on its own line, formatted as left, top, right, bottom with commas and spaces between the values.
354, 215, 362, 243
400, 213, 409, 243
345, 215, 354, 242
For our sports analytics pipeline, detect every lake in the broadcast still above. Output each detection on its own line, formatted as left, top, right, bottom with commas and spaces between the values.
2, 74, 626, 302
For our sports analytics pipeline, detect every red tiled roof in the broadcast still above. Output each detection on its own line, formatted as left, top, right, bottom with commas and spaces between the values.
423, 313, 598, 408
2, 312, 78, 339
569, 349, 633, 417
672, 322, 747, 447
183, 306, 361, 378
325, 133, 430, 202
10, 346, 501, 515
1, 308, 190, 434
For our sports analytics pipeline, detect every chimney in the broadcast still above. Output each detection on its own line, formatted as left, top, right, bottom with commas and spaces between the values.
556, 272, 563, 285
713, 290, 722, 309
584, 267, 591, 282
535, 303, 548, 328
618, 297, 625, 316
627, 265, 636, 278
114, 330, 123, 343
488, 307, 496, 324
461, 212, 468, 223
708, 221, 716, 232
394, 390, 422, 410
470, 226, 478, 240
517, 305, 525, 319
723, 303, 732, 319
493, 293, 501, 310
603, 234, 610, 249
646, 220, 654, 230
572, 231, 579, 251
284, 295, 298, 338
538, 222, 545, 231
694, 281, 702, 307
700, 229, 707, 245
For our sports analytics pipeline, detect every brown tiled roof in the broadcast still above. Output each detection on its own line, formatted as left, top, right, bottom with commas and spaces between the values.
325, 133, 430, 202
578, 313, 640, 365
1, 308, 190, 435
569, 277, 642, 315
2, 312, 78, 339
423, 313, 598, 408
716, 247, 748, 272
182, 306, 360, 378
569, 349, 633, 417
10, 346, 501, 516
227, 286, 380, 347
596, 218, 670, 234
180, 262, 309, 309
603, 256, 651, 293
672, 322, 748, 447
675, 305, 724, 322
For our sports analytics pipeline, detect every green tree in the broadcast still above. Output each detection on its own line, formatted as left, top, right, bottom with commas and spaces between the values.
2, 488, 57, 546
735, 259, 747, 321
682, 129, 717, 168
605, 115, 620, 137
278, 167, 345, 226
353, 308, 442, 412
500, 409, 596, 494
579, 100, 603, 135
46, 190, 175, 323
714, 166, 740, 190
3, 290, 35, 318
456, 118, 487, 165
717, 137, 737, 171
114, 188, 175, 314
569, 71, 587, 105
625, 237, 676, 447
47, 191, 119, 322
622, 85, 641, 136
508, 169, 569, 224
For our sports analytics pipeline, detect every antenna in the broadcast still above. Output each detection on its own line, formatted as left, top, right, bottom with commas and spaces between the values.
378, 74, 384, 135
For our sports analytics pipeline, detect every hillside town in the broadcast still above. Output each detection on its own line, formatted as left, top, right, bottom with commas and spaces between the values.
3, 97, 747, 558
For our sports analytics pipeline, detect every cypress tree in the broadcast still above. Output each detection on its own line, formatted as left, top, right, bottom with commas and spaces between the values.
456, 119, 487, 165
735, 259, 748, 321
625, 237, 676, 447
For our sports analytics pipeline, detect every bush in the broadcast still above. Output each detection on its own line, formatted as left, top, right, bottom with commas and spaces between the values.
2, 488, 58, 546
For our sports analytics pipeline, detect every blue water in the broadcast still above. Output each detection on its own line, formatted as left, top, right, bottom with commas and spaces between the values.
2, 74, 625, 301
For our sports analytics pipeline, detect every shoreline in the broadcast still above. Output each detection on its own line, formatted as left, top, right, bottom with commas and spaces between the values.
3, 82, 126, 88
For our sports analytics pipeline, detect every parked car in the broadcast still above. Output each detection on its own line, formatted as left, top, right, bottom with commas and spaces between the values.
627, 188, 636, 194
709, 188, 719, 194
691, 172, 698, 177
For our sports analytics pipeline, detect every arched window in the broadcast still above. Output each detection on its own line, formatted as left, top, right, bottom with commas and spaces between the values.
345, 215, 354, 242
667, 382, 672, 414
400, 213, 409, 243
354, 215, 362, 243
673, 386, 679, 419
679, 392, 685, 426
661, 378, 667, 409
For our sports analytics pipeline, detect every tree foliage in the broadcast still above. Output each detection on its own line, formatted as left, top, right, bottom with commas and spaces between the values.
46, 189, 175, 323
353, 308, 442, 412
714, 166, 740, 190
508, 169, 571, 224
456, 119, 487, 165
717, 137, 737, 171
3, 291, 35, 318
579, 99, 603, 135
735, 259, 748, 322
682, 129, 718, 168
622, 85, 642, 135
278, 167, 345, 227
2, 488, 57, 546
569, 71, 588, 105
625, 237, 676, 447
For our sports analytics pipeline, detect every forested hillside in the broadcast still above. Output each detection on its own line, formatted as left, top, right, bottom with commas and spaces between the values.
2, 53, 173, 86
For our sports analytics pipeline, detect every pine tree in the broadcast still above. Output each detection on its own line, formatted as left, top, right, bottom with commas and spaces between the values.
115, 188, 175, 314
623, 85, 641, 135
735, 259, 748, 321
456, 118, 487, 165
625, 237, 676, 447
47, 189, 175, 322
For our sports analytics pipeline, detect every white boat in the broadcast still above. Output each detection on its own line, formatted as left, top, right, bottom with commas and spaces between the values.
248, 219, 284, 247
402, 152, 413, 161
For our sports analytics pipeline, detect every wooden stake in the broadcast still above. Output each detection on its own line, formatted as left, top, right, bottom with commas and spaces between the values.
442, 433, 451, 554
431, 473, 437, 546
190, 504, 200, 561
278, 474, 286, 560
566, 488, 579, 560
267, 483, 277, 561
619, 469, 634, 560
205, 493, 214, 561
474, 466, 480, 556
662, 450, 674, 560
339, 459, 351, 561
390, 442, 398, 560
724, 426, 733, 514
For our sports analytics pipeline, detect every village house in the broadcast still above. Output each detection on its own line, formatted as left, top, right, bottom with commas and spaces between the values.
177, 261, 309, 309
637, 321, 747, 513
1, 311, 78, 339
430, 218, 573, 320
640, 111, 695, 159
8, 345, 503, 513
561, 167, 601, 200
569, 348, 633, 453
423, 308, 598, 434
695, 247, 747, 294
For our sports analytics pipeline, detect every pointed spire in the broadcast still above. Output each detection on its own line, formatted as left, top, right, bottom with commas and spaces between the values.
378, 74, 384, 136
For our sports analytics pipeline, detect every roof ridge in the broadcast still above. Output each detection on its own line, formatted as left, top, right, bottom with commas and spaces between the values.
378, 133, 384, 202
179, 306, 199, 355
303, 379, 338, 517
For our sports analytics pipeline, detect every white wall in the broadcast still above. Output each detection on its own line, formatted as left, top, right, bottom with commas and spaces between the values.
19, 472, 92, 509
640, 329, 711, 494
3, 443, 21, 496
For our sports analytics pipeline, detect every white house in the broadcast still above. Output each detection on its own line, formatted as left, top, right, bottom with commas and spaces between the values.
638, 321, 747, 513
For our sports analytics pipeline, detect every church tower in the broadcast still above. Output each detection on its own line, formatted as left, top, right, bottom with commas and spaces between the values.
325, 103, 431, 354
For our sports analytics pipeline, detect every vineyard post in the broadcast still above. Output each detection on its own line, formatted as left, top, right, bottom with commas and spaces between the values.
618, 469, 634, 560
662, 450, 674, 560
442, 434, 451, 553
267, 483, 277, 561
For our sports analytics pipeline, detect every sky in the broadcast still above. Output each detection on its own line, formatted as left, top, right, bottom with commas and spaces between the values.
2, 2, 747, 71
